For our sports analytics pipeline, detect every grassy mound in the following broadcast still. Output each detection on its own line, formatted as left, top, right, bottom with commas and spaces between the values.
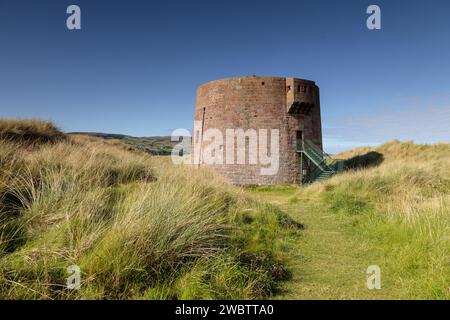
293, 140, 450, 299
0, 119, 65, 145
0, 119, 298, 299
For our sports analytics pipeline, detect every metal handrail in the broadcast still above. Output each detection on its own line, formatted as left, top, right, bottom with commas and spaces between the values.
299, 139, 346, 182
304, 139, 334, 159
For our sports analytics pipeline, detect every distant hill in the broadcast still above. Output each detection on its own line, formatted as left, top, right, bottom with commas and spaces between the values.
69, 132, 180, 155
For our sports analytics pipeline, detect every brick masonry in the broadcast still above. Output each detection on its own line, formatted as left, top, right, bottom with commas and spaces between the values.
193, 76, 323, 185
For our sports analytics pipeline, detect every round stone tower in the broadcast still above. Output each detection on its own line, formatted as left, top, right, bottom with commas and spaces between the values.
192, 76, 323, 185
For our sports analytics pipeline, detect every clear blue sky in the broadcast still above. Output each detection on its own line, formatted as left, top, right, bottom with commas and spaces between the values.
1, 0, 449, 152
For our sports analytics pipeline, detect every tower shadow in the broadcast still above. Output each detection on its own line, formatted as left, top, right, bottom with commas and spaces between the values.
344, 151, 384, 170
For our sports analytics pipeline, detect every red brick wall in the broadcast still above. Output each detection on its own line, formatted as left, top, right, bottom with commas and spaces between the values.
193, 76, 322, 185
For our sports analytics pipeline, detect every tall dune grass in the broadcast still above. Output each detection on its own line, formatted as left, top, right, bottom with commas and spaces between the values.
300, 140, 450, 299
0, 120, 297, 299
0, 119, 65, 145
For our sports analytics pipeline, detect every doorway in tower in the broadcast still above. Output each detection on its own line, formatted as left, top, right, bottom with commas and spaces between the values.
296, 130, 303, 151
296, 130, 312, 183
296, 130, 306, 183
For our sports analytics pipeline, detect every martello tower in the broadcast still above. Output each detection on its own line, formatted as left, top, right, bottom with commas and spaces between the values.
192, 76, 323, 185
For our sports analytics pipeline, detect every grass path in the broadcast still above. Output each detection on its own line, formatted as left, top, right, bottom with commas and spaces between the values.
250, 188, 400, 299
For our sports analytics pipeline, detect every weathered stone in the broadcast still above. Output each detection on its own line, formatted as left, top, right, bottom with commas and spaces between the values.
193, 76, 323, 185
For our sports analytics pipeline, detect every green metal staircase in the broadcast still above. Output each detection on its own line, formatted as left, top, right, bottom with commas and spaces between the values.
297, 139, 344, 184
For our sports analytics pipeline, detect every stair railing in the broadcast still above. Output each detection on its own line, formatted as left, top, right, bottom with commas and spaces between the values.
302, 161, 324, 183
300, 139, 346, 183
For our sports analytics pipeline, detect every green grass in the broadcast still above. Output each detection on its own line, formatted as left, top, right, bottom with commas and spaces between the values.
2, 120, 448, 300
249, 141, 450, 299
0, 119, 298, 300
